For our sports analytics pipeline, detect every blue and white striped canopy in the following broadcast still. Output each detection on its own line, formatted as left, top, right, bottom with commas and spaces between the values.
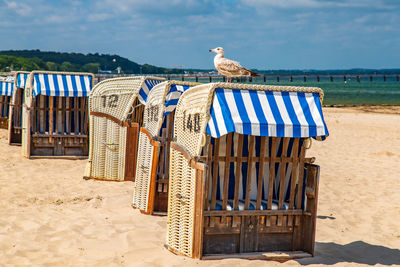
0, 81, 14, 96
16, 73, 29, 89
138, 79, 163, 104
206, 88, 328, 139
163, 84, 192, 116
32, 73, 93, 97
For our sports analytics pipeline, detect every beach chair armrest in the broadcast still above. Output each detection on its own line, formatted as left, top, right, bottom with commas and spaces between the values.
170, 141, 206, 171
305, 163, 320, 200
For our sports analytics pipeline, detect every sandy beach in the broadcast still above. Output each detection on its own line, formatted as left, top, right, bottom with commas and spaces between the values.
0, 106, 399, 267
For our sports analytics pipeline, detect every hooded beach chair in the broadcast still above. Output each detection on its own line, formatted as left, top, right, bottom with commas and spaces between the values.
84, 76, 165, 181
165, 83, 329, 260
0, 79, 14, 129
8, 71, 29, 145
133, 80, 201, 214
22, 71, 94, 158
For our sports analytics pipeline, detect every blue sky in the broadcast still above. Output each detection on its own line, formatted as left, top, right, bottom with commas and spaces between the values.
0, 0, 399, 70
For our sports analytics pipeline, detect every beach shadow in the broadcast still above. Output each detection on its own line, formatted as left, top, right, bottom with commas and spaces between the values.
317, 215, 336, 220
297, 241, 400, 265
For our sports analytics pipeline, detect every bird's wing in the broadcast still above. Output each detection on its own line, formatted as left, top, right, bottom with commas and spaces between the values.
216, 58, 253, 76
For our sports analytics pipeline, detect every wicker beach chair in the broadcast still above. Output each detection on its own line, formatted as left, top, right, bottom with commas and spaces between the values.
133, 80, 201, 214
0, 79, 14, 129
21, 71, 95, 158
84, 76, 165, 181
166, 83, 329, 260
8, 71, 29, 145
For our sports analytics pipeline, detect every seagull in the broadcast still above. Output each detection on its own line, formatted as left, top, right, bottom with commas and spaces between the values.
209, 47, 260, 82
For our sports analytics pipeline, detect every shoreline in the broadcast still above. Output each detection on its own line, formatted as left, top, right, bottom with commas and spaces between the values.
323, 105, 400, 115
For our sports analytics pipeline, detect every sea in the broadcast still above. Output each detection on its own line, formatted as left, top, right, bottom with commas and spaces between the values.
183, 75, 400, 106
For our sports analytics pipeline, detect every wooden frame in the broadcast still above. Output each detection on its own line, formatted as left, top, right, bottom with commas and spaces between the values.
0, 95, 11, 129
8, 86, 24, 145
166, 137, 320, 260
24, 95, 89, 158
9, 71, 30, 145
21, 71, 94, 159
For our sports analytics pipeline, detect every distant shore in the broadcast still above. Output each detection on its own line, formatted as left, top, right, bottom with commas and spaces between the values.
323, 105, 400, 115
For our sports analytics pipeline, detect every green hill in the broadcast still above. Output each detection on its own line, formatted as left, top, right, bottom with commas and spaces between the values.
0, 50, 181, 74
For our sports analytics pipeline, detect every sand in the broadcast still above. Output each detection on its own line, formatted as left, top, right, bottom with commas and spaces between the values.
0, 107, 399, 266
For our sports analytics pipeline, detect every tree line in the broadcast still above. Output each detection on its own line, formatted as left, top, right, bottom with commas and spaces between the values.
0, 50, 181, 74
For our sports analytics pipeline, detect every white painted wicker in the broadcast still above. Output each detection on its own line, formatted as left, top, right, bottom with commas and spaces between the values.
166, 82, 324, 257
86, 76, 165, 181
133, 81, 201, 213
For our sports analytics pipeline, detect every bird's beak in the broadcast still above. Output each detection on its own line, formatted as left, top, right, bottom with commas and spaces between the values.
209, 49, 215, 52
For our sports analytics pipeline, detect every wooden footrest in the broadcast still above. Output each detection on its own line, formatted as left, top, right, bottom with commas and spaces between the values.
202, 251, 312, 261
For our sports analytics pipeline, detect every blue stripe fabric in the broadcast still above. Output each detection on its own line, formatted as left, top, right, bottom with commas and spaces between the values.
0, 81, 14, 96
138, 79, 163, 104
16, 73, 29, 89
31, 73, 93, 97
163, 84, 192, 116
206, 88, 329, 140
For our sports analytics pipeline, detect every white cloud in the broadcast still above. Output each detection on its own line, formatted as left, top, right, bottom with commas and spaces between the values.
87, 13, 113, 22
5, 1, 32, 16
240, 0, 396, 9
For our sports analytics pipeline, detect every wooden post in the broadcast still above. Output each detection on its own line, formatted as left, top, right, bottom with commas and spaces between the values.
263, 75, 266, 82
383, 75, 387, 82
290, 76, 293, 82
49, 97, 53, 142
39, 95, 45, 133
181, 75, 184, 81
330, 76, 333, 82
249, 77, 252, 82
167, 75, 170, 80
277, 76, 280, 82
303, 76, 307, 82
344, 75, 346, 82
370, 75, 373, 82
317, 76, 320, 82
209, 76, 212, 82
195, 76, 198, 82
124, 122, 140, 181
357, 76, 360, 83
192, 166, 206, 259
223, 76, 226, 82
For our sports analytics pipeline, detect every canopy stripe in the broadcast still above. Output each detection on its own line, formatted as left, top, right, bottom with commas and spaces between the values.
206, 88, 328, 139
32, 73, 93, 97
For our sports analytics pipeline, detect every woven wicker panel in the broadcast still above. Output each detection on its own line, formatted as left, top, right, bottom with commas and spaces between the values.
87, 76, 165, 180
173, 84, 211, 157
104, 120, 121, 180
142, 81, 167, 137
132, 131, 154, 211
91, 116, 107, 179
118, 126, 127, 179
143, 80, 202, 137
86, 116, 95, 175
89, 76, 165, 122
135, 80, 201, 212
166, 146, 196, 257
